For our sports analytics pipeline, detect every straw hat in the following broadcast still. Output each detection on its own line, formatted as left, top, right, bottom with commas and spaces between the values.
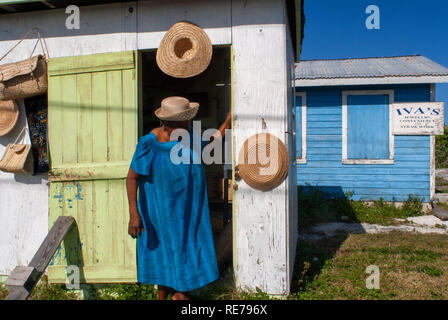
238, 133, 289, 191
0, 100, 19, 136
155, 96, 199, 121
156, 21, 212, 78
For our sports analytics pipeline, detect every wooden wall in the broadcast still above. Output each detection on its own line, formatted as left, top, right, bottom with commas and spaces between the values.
0, 0, 299, 295
232, 0, 296, 295
296, 84, 432, 202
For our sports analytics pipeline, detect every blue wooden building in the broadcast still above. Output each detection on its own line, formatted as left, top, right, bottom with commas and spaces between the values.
295, 55, 448, 202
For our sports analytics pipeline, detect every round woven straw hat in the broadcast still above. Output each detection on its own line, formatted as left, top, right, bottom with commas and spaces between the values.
155, 96, 199, 121
238, 133, 289, 191
0, 100, 19, 136
156, 21, 212, 78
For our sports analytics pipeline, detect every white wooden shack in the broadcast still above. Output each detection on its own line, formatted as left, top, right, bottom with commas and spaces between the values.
0, 0, 304, 295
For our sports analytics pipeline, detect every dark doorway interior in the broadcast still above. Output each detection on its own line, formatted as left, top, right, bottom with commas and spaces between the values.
140, 47, 232, 242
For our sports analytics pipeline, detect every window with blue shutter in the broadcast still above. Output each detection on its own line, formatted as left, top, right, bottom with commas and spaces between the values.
342, 91, 394, 164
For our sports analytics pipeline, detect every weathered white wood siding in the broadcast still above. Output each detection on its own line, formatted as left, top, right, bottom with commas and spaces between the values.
0, 100, 48, 276
232, 0, 296, 295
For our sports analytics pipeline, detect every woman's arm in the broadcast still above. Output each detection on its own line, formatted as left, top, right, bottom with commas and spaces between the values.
212, 109, 232, 140
126, 167, 144, 238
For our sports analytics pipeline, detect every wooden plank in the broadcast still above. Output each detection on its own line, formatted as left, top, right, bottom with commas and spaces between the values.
107, 70, 124, 162
47, 75, 63, 167
92, 72, 109, 163
107, 179, 124, 266
48, 51, 135, 76
93, 179, 111, 265
61, 75, 78, 164
5, 217, 75, 300
5, 288, 29, 301
77, 73, 93, 163
49, 161, 130, 181
5, 266, 39, 290
122, 68, 137, 160
29, 216, 75, 273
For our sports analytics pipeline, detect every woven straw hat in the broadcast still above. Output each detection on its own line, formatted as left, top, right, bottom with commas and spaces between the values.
155, 96, 199, 121
238, 133, 289, 191
156, 21, 212, 78
0, 100, 19, 136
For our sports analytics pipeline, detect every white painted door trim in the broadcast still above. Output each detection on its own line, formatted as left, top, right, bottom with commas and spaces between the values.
295, 91, 307, 164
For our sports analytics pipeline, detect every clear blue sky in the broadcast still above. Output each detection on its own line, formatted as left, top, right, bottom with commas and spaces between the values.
301, 0, 448, 123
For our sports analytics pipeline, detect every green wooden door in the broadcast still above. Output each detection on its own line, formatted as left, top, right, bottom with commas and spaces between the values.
47, 51, 138, 283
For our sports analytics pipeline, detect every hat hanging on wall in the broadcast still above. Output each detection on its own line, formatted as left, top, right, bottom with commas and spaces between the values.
156, 21, 212, 78
0, 100, 19, 136
237, 133, 290, 192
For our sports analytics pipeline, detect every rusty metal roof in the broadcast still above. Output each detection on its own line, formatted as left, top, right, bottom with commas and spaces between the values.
295, 55, 448, 80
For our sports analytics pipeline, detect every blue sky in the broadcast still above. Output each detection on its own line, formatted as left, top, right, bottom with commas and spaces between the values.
300, 0, 448, 123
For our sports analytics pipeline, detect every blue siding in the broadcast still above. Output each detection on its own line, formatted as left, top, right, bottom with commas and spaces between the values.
347, 94, 390, 159
296, 96, 302, 158
296, 84, 431, 202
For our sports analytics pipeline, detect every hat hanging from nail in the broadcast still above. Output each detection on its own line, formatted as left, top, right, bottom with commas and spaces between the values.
156, 21, 212, 78
238, 133, 290, 192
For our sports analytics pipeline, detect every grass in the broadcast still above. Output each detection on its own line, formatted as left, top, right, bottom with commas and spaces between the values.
436, 126, 448, 169
2, 232, 448, 300
436, 176, 448, 187
0, 188, 441, 301
289, 232, 448, 300
298, 187, 424, 227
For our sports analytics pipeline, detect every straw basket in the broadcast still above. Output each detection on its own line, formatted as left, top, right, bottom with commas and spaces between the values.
0, 28, 49, 101
237, 133, 289, 191
0, 143, 34, 174
0, 55, 47, 101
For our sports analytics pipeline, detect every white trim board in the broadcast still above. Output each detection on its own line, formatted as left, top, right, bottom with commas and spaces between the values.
430, 83, 436, 201
295, 92, 307, 164
295, 76, 448, 87
342, 90, 395, 165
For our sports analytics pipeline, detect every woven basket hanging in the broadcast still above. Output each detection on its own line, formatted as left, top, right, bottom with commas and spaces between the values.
156, 21, 212, 78
237, 133, 289, 191
0, 127, 34, 175
0, 99, 19, 136
0, 28, 49, 101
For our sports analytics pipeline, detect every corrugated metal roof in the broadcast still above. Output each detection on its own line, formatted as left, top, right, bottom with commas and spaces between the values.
295, 55, 448, 80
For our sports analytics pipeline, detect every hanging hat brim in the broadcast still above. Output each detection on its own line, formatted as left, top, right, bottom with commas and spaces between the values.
0, 100, 19, 136
154, 102, 200, 121
156, 21, 212, 79
238, 133, 290, 191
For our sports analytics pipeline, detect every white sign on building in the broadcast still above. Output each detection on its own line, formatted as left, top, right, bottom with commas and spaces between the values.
392, 102, 444, 135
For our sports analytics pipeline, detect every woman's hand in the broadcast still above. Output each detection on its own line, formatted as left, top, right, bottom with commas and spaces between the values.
128, 212, 144, 239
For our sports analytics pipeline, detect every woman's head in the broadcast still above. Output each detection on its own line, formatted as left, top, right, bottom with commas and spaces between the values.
160, 120, 192, 131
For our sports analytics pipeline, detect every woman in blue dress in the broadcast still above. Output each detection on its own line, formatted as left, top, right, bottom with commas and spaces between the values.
126, 96, 231, 300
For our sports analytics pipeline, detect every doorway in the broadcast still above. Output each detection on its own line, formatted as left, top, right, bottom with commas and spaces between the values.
139, 47, 233, 256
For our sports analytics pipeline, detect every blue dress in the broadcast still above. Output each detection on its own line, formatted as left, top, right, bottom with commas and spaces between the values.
130, 131, 219, 292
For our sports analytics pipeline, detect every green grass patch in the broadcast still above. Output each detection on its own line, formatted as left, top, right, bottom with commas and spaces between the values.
436, 176, 448, 187
289, 232, 448, 300
298, 187, 424, 227
2, 232, 447, 300
436, 126, 448, 169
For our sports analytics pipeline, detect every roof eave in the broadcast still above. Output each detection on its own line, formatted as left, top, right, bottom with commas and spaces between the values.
295, 75, 448, 87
